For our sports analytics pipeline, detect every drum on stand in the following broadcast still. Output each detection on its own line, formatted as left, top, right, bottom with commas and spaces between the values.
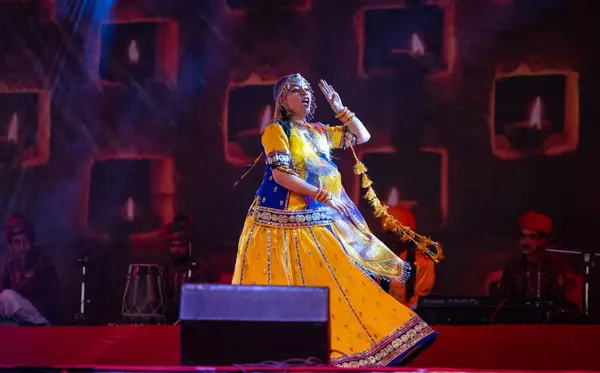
121, 264, 166, 324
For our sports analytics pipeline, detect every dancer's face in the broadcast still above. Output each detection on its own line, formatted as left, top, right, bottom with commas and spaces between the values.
283, 83, 312, 119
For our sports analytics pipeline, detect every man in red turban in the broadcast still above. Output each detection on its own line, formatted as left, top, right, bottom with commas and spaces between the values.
163, 213, 208, 323
498, 211, 570, 305
380, 206, 435, 309
0, 213, 61, 325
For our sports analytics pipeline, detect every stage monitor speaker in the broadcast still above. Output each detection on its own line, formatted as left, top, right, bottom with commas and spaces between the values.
179, 284, 330, 366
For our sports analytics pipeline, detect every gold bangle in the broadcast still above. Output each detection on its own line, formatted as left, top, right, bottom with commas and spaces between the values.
318, 190, 328, 203
314, 188, 331, 203
336, 107, 355, 124
339, 111, 351, 123
342, 111, 355, 124
314, 188, 325, 202
335, 107, 349, 119
339, 109, 351, 121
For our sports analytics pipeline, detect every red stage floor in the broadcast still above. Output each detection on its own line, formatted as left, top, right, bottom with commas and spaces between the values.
0, 368, 596, 373
0, 325, 598, 371
1, 368, 598, 373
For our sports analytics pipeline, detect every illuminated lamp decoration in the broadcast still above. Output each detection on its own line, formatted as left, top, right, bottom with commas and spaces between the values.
355, 146, 448, 230
0, 90, 50, 167
491, 64, 579, 159
354, 1, 456, 79
99, 20, 179, 85
224, 73, 277, 166
81, 154, 175, 241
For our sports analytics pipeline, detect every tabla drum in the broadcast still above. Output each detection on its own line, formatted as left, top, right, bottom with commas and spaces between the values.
121, 264, 166, 323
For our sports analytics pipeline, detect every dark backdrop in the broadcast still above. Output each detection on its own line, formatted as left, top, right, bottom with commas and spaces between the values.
0, 0, 598, 322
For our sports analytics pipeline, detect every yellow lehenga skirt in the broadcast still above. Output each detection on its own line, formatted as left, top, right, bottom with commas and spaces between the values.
232, 213, 437, 367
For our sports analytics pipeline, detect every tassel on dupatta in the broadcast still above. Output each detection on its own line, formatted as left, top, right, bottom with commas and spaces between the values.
347, 144, 445, 264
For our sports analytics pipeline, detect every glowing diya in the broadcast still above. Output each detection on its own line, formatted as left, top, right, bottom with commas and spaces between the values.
503, 96, 552, 151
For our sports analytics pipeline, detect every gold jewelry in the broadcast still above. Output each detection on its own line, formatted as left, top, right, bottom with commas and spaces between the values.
314, 188, 332, 203
314, 188, 323, 201
335, 107, 355, 124
346, 143, 445, 264
272, 74, 317, 120
339, 111, 351, 122
335, 107, 349, 119
342, 111, 355, 124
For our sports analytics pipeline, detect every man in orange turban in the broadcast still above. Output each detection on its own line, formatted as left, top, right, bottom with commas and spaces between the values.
498, 211, 571, 305
380, 206, 435, 309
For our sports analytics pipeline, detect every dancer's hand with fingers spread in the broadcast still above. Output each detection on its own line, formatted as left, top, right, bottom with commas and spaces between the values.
318, 79, 344, 114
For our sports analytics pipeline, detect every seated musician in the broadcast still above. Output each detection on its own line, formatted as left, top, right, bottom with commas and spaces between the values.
379, 206, 435, 310
163, 213, 208, 323
0, 213, 61, 325
498, 211, 571, 306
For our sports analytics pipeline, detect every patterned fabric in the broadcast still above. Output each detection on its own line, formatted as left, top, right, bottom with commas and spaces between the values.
234, 120, 436, 366
332, 318, 435, 367
325, 124, 358, 150
233, 213, 436, 366
265, 150, 297, 175
252, 206, 335, 228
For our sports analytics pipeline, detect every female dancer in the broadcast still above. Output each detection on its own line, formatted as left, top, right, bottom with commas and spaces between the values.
232, 73, 437, 367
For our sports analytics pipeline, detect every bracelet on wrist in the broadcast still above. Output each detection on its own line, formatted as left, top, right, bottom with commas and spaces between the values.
314, 188, 325, 202
335, 107, 349, 119
314, 188, 332, 203
335, 107, 355, 124
342, 111, 355, 124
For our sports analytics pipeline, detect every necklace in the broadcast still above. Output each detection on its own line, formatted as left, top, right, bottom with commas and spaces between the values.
292, 120, 309, 129
295, 122, 325, 155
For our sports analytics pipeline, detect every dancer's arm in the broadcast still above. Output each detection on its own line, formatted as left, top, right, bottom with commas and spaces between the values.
272, 169, 352, 216
262, 122, 352, 216
343, 112, 371, 145
318, 79, 371, 144
271, 169, 318, 196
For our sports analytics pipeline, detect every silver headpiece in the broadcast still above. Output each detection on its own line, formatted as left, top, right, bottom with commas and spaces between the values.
272, 73, 316, 121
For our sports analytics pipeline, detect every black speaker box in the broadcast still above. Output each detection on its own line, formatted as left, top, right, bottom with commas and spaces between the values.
179, 284, 330, 366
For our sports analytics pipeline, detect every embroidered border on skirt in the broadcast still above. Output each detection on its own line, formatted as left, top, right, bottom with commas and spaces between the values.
330, 315, 437, 367
250, 205, 335, 228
